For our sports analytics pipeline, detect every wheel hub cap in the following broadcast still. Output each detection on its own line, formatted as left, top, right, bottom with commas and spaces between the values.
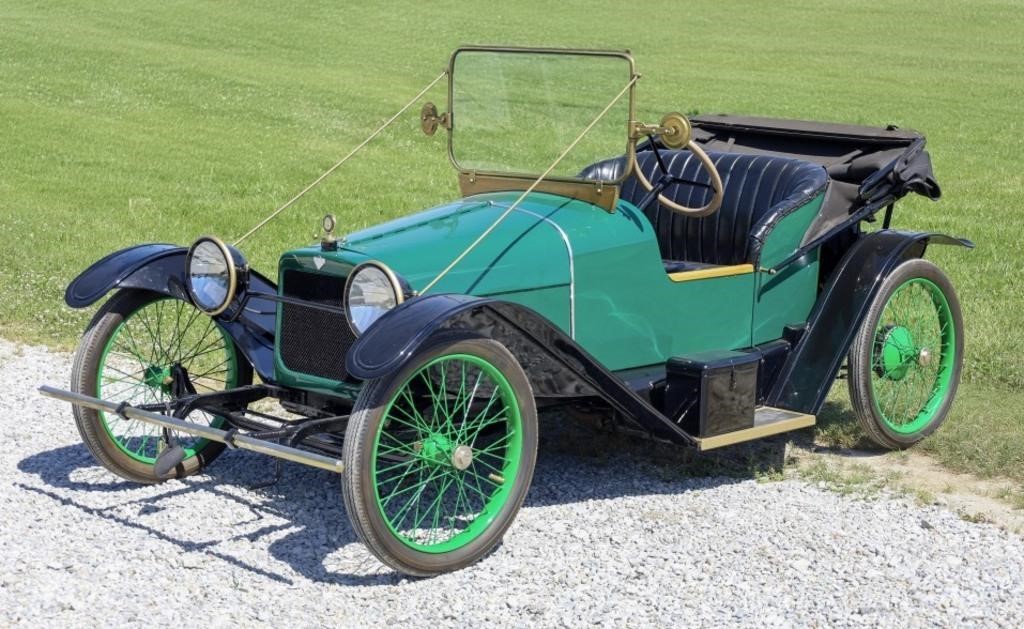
419, 433, 454, 466
142, 365, 172, 391
451, 445, 473, 471
418, 434, 474, 470
879, 325, 915, 380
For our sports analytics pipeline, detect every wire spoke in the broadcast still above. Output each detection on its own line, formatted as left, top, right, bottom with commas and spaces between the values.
96, 298, 237, 465
372, 352, 524, 550
869, 278, 953, 429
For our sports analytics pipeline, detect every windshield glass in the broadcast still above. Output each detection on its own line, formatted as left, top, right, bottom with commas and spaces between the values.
449, 49, 633, 181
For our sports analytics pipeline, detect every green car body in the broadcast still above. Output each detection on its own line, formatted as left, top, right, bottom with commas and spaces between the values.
276, 189, 824, 397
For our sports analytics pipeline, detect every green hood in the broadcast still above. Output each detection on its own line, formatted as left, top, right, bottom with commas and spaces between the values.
290, 191, 579, 296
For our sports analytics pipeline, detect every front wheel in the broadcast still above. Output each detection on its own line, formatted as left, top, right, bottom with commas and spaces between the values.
847, 259, 964, 449
341, 335, 538, 576
71, 290, 252, 483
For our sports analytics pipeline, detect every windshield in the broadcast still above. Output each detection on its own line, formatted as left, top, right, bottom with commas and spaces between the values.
449, 48, 634, 181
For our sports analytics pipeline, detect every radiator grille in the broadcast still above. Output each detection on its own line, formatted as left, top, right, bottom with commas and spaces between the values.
278, 269, 355, 381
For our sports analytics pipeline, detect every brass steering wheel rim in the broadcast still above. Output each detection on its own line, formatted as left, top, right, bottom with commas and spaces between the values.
633, 139, 724, 218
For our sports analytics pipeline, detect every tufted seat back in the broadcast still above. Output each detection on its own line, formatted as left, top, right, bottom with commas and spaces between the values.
581, 150, 828, 266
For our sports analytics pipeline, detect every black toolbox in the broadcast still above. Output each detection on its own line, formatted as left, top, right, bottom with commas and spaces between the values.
664, 350, 759, 437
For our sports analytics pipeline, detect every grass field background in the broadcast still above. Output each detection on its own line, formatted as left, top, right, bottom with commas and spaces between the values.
2, 2, 1022, 480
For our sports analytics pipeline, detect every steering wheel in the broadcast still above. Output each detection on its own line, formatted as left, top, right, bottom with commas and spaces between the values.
632, 113, 724, 217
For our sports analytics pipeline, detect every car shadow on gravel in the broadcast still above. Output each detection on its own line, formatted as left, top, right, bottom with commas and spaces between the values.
16, 413, 790, 586
16, 443, 392, 586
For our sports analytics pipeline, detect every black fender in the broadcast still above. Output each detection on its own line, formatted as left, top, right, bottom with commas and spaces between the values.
346, 294, 695, 444
767, 230, 973, 414
65, 243, 279, 382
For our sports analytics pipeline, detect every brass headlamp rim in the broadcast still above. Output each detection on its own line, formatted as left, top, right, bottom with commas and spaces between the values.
185, 235, 242, 317
343, 260, 407, 337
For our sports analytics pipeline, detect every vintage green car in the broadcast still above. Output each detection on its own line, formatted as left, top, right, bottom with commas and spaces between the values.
42, 46, 970, 576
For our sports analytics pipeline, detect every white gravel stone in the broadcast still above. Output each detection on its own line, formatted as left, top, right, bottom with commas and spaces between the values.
2, 338, 1023, 627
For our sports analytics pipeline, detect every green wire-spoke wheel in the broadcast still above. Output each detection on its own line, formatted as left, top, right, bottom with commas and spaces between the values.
848, 259, 964, 449
342, 336, 538, 576
71, 290, 252, 483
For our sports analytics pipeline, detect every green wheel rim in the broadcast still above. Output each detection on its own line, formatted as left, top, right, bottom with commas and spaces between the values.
869, 278, 957, 435
371, 353, 523, 554
96, 298, 239, 464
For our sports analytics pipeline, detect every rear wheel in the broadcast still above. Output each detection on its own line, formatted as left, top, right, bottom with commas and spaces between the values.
847, 259, 963, 449
342, 336, 538, 576
71, 290, 252, 483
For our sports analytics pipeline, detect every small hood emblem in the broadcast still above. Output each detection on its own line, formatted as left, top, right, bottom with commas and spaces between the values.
313, 256, 326, 270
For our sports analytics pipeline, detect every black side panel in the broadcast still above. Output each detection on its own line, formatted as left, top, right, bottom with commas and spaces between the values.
347, 294, 696, 445
767, 230, 971, 414
64, 243, 278, 383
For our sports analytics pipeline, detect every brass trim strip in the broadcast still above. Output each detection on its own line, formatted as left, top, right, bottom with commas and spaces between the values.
667, 264, 754, 283
458, 173, 620, 213
695, 410, 815, 451
38, 386, 346, 474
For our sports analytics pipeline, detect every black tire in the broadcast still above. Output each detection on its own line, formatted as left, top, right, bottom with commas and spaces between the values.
71, 289, 253, 483
847, 259, 964, 449
341, 335, 538, 576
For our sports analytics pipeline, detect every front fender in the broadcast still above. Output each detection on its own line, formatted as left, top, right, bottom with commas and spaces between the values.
767, 230, 972, 413
65, 243, 187, 307
65, 243, 279, 383
346, 294, 695, 444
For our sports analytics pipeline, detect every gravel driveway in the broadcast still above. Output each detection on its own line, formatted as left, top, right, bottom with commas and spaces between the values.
2, 339, 1023, 627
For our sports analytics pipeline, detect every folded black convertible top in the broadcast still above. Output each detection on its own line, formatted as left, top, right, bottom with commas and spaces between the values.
690, 114, 940, 210
691, 114, 923, 144
678, 113, 942, 250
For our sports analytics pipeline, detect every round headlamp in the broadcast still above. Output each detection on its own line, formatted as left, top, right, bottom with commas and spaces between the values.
345, 261, 405, 335
185, 236, 247, 316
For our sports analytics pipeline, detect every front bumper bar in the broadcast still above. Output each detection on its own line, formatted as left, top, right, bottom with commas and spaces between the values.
38, 385, 345, 474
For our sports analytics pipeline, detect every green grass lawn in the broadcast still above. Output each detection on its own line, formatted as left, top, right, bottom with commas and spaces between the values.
2, 1, 1022, 480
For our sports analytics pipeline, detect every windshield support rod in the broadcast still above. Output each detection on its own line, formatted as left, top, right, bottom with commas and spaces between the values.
233, 71, 448, 246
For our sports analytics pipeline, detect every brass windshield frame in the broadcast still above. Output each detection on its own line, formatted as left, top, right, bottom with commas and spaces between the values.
445, 46, 638, 210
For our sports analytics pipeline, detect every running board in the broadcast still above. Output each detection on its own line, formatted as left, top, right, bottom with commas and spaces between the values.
38, 385, 345, 474
694, 406, 815, 451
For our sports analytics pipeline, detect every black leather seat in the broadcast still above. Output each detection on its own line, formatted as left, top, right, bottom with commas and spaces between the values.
580, 150, 828, 267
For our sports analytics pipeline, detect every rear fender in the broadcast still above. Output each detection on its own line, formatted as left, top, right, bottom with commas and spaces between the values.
767, 230, 973, 413
346, 294, 695, 444
65, 244, 278, 382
